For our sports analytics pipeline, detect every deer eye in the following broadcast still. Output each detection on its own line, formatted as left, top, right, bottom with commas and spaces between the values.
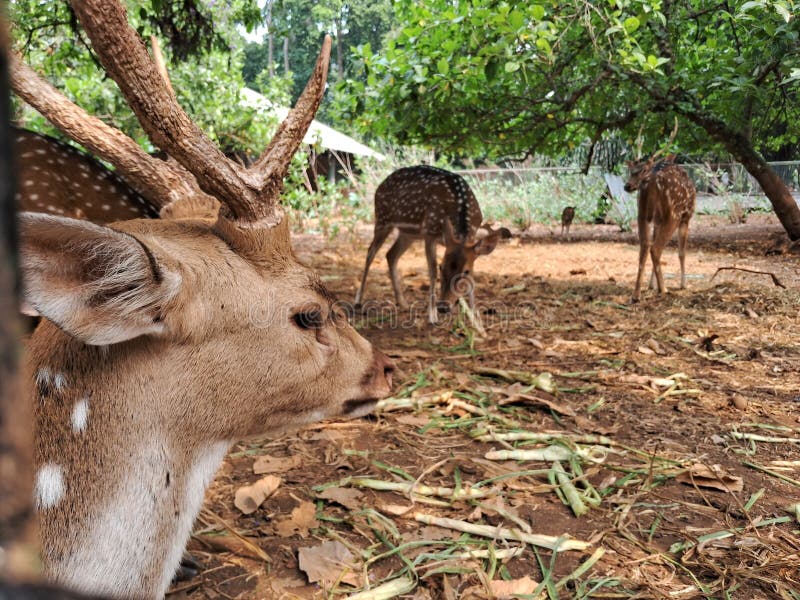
292, 308, 324, 330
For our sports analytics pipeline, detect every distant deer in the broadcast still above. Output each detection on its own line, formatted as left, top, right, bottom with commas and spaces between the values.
624, 150, 696, 302
354, 165, 510, 323
13, 126, 159, 222
11, 5, 393, 599
561, 206, 575, 236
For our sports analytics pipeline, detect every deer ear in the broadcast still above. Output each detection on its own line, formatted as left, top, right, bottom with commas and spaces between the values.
473, 230, 504, 256
18, 213, 181, 345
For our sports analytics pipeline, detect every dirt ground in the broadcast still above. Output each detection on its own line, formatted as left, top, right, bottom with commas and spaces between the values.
172, 214, 800, 600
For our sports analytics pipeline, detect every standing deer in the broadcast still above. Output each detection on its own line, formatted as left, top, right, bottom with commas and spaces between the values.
624, 153, 696, 301
561, 206, 575, 236
10, 3, 393, 598
354, 165, 510, 324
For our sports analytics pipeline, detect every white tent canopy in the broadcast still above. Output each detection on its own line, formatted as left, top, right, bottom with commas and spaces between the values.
240, 87, 385, 160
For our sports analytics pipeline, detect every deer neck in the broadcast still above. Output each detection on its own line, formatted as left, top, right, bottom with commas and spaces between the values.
28, 323, 232, 599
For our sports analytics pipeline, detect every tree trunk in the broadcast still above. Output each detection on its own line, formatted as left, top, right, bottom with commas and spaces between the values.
335, 17, 343, 80
283, 37, 290, 73
0, 24, 37, 584
686, 110, 800, 240
265, 0, 274, 77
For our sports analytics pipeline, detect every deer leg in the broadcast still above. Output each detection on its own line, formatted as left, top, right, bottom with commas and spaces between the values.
424, 237, 439, 324
650, 220, 679, 295
632, 218, 651, 303
387, 233, 415, 311
678, 220, 689, 289
354, 226, 391, 307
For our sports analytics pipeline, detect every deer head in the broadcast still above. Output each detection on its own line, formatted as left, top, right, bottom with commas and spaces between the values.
439, 221, 511, 308
11, 1, 393, 597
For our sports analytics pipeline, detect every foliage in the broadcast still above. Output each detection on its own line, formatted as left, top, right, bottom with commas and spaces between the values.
340, 0, 800, 164
10, 0, 262, 60
242, 0, 396, 124
9, 0, 321, 208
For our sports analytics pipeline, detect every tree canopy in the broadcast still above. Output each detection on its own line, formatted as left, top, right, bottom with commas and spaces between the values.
242, 0, 396, 122
338, 0, 800, 236
343, 0, 798, 159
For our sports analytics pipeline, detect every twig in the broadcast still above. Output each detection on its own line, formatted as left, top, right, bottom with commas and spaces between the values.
710, 267, 786, 288
413, 513, 590, 551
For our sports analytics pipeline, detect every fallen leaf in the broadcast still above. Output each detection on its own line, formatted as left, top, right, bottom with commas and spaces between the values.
637, 345, 655, 355
298, 540, 359, 586
316, 486, 364, 510
395, 414, 431, 427
233, 475, 281, 514
253, 454, 303, 475
574, 414, 618, 435
645, 338, 666, 355
490, 576, 539, 598
380, 503, 415, 516
275, 500, 319, 538
676, 464, 743, 492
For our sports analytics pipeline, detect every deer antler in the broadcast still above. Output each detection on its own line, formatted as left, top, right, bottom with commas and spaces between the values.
11, 0, 328, 224
9, 53, 215, 215
651, 117, 679, 162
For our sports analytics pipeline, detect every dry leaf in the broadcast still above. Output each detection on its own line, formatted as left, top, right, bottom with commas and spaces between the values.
574, 414, 618, 435
275, 500, 319, 537
380, 503, 415, 516
676, 464, 743, 492
298, 540, 359, 586
637, 345, 655, 355
395, 414, 431, 427
490, 576, 539, 598
233, 475, 281, 514
316, 486, 364, 510
253, 454, 303, 475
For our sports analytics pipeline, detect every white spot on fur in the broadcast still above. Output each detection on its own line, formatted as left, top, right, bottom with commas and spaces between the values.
72, 398, 90, 433
35, 463, 65, 509
53, 372, 67, 392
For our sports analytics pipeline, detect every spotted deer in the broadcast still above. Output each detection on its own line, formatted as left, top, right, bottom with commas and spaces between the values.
10, 2, 393, 598
624, 154, 696, 301
561, 206, 575, 236
13, 126, 159, 223
354, 165, 510, 323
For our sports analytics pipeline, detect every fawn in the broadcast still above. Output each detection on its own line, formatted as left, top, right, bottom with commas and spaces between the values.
354, 165, 510, 323
624, 155, 696, 301
11, 5, 393, 598
561, 206, 575, 236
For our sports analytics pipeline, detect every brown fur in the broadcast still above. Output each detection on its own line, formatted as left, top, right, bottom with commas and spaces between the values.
625, 157, 696, 301
22, 214, 393, 598
13, 127, 159, 223
354, 166, 509, 323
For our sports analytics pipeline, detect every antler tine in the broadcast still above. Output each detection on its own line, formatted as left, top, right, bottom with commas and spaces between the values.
652, 117, 679, 161
634, 123, 645, 160
69, 0, 265, 222
248, 36, 332, 202
9, 52, 213, 212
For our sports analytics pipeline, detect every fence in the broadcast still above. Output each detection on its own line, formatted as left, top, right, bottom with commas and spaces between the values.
452, 162, 800, 228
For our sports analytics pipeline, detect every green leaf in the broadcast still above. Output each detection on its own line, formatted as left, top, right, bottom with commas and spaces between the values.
484, 58, 500, 81
505, 61, 520, 73
437, 58, 450, 75
623, 16, 640, 33
535, 38, 551, 54
531, 4, 545, 20
509, 10, 525, 30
